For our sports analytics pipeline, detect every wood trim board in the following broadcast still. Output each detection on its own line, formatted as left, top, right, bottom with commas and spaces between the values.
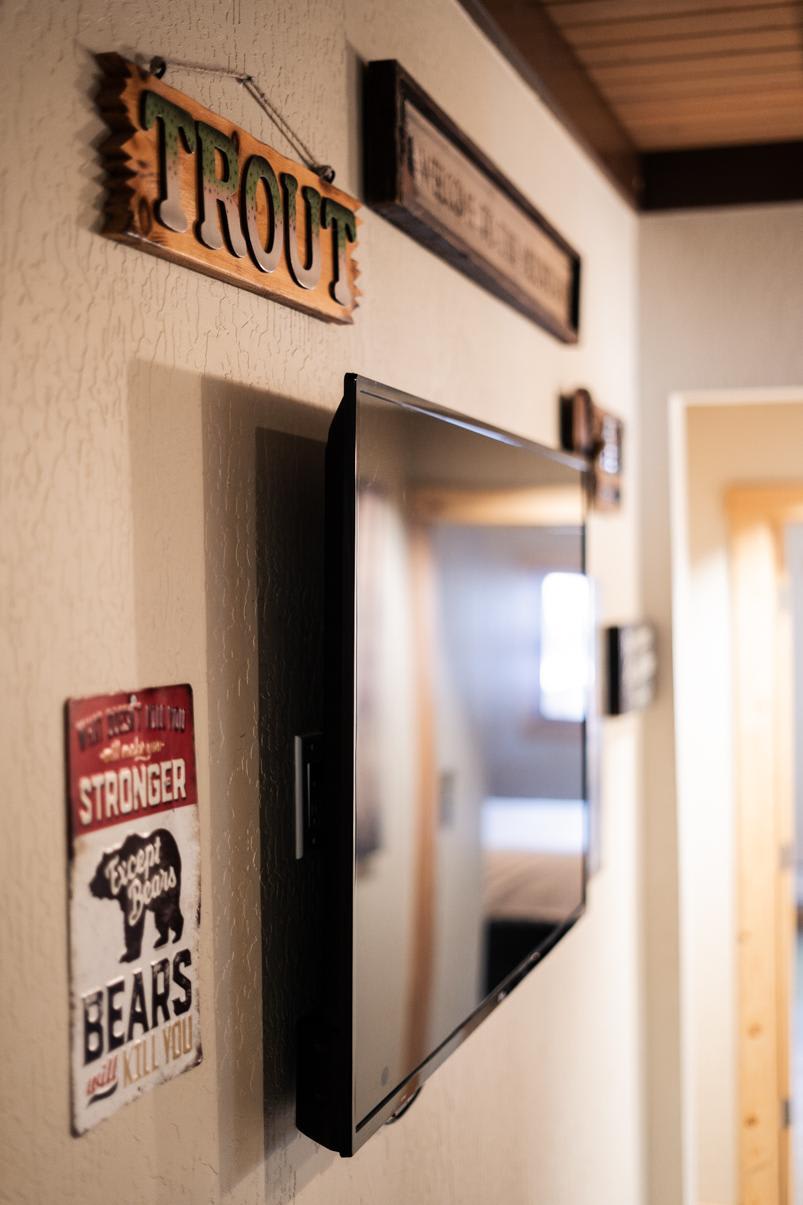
727, 486, 803, 1205
96, 53, 361, 323
641, 140, 803, 211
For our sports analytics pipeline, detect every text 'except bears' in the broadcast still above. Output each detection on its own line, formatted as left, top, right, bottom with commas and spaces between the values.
82, 950, 193, 1064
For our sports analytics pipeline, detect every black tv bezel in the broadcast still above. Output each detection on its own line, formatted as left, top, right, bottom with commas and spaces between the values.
296, 374, 590, 1156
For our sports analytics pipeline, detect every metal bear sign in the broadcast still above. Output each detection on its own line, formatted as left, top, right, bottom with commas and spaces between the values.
66, 683, 202, 1134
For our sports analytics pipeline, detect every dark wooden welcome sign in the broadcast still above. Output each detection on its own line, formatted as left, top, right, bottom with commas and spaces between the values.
96, 54, 361, 323
363, 61, 580, 342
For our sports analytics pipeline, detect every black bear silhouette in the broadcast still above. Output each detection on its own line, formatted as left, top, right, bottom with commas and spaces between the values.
89, 828, 184, 963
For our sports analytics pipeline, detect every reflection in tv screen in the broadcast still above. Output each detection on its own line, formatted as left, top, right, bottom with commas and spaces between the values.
352, 391, 590, 1123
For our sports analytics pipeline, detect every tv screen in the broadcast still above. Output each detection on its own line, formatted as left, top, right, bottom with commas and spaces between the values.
297, 375, 592, 1154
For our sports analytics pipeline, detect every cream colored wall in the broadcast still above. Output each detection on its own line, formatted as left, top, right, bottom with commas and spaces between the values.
0, 1, 642, 1202
639, 206, 803, 1205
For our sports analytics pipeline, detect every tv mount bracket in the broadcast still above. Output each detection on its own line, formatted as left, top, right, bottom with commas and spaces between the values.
294, 732, 325, 860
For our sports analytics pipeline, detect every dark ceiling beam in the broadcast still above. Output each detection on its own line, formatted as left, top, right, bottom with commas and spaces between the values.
458, 0, 643, 206
641, 140, 803, 211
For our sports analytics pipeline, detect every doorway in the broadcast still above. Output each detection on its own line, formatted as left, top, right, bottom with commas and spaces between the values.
668, 391, 803, 1205
727, 486, 803, 1205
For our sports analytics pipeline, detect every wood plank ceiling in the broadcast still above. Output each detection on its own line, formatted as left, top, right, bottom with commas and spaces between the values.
543, 0, 803, 151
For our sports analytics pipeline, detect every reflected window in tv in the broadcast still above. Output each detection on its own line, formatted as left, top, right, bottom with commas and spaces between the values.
539, 571, 593, 722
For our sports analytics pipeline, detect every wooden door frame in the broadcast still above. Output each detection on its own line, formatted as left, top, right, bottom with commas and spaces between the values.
727, 486, 803, 1205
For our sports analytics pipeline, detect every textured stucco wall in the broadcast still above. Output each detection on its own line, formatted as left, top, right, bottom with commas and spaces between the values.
0, 1, 642, 1202
638, 205, 803, 1205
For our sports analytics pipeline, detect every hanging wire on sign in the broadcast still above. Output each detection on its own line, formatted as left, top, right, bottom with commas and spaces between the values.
147, 55, 336, 184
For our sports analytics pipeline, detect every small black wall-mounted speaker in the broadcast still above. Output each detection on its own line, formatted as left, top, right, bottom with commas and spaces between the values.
605, 622, 657, 716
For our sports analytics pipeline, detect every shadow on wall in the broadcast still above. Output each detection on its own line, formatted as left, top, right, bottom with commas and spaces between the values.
254, 416, 339, 1195
205, 379, 337, 1197
127, 362, 336, 1200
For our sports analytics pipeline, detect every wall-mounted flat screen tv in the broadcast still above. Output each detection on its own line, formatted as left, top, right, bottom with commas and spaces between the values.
297, 375, 592, 1155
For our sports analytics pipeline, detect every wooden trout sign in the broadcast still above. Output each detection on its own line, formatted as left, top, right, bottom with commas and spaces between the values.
96, 54, 361, 323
